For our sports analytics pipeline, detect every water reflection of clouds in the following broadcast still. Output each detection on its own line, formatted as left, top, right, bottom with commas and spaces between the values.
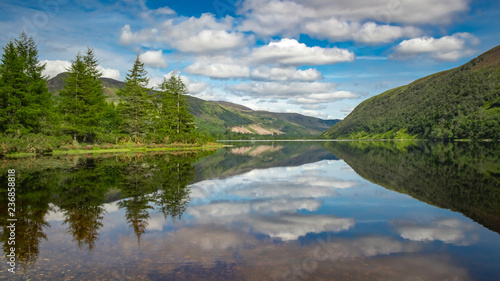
34, 160, 479, 280
188, 198, 354, 240
108, 227, 470, 281
184, 160, 362, 241
189, 160, 361, 200
230, 182, 338, 199
244, 214, 354, 241
189, 198, 321, 218
393, 218, 479, 246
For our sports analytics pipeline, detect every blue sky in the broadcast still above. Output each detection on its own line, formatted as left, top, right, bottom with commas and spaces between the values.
1, 0, 499, 119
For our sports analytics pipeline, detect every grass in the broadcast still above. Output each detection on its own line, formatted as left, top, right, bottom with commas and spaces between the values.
5, 142, 223, 158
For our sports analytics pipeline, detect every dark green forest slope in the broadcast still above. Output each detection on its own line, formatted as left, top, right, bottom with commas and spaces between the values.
48, 73, 339, 139
322, 45, 500, 140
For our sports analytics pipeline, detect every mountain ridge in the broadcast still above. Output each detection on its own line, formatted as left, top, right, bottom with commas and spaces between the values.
47, 73, 340, 138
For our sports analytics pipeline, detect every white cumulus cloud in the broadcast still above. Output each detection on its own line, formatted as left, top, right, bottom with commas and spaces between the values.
99, 67, 121, 80
250, 66, 321, 81
120, 13, 251, 54
42, 60, 121, 80
139, 50, 168, 68
185, 62, 250, 79
42, 60, 71, 78
392, 32, 479, 61
250, 38, 354, 66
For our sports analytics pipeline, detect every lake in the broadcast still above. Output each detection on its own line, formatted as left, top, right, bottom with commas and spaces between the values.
1, 141, 499, 280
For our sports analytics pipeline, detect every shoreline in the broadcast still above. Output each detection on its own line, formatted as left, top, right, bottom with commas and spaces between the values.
4, 143, 224, 158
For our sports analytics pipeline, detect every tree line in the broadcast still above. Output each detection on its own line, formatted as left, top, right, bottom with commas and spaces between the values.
0, 32, 211, 155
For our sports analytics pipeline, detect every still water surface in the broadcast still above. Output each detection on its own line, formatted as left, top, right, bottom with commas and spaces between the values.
1, 141, 499, 280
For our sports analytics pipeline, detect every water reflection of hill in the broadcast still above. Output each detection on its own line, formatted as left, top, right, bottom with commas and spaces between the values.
323, 141, 500, 235
193, 141, 338, 181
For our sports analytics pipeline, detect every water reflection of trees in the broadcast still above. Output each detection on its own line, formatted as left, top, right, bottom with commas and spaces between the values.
0, 170, 55, 269
57, 158, 108, 252
0, 151, 210, 269
323, 141, 500, 234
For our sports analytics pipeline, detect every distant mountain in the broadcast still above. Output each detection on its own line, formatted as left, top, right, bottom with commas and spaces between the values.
321, 45, 500, 140
47, 73, 340, 138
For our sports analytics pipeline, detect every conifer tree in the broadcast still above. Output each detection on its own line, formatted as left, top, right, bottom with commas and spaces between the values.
58, 48, 107, 142
117, 55, 152, 141
0, 40, 27, 135
0, 32, 52, 135
157, 74, 195, 138
15, 32, 53, 133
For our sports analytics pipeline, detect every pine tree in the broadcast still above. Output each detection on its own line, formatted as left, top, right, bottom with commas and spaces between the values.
0, 33, 52, 135
15, 32, 53, 134
58, 48, 107, 142
117, 55, 152, 141
157, 74, 195, 139
0, 40, 27, 135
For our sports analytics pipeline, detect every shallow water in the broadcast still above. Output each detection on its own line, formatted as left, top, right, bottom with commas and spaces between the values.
1, 141, 499, 280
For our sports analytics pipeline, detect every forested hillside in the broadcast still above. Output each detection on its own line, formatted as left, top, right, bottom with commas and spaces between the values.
322, 45, 500, 140
0, 33, 209, 155
48, 73, 339, 139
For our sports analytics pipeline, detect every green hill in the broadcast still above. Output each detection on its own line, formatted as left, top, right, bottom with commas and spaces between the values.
48, 73, 339, 139
321, 45, 500, 140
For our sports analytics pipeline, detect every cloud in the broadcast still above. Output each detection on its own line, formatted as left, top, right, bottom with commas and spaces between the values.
185, 62, 250, 79
393, 218, 479, 246
185, 52, 325, 81
139, 50, 168, 68
42, 59, 71, 78
237, 0, 467, 43
392, 32, 479, 61
42, 60, 121, 80
239, 0, 470, 28
99, 66, 121, 80
185, 62, 323, 81
300, 104, 327, 110
230, 81, 359, 107
289, 91, 359, 105
303, 19, 421, 44
250, 66, 321, 81
230, 81, 338, 98
354, 23, 421, 44
238, 0, 316, 37
184, 79, 209, 94
120, 13, 251, 54
250, 38, 354, 66
173, 29, 249, 53
154, 6, 176, 16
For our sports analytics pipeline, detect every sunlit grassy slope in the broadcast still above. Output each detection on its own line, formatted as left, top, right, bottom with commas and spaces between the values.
321, 45, 500, 140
